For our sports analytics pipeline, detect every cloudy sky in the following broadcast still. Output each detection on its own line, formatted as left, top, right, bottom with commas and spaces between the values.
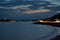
0, 0, 60, 2
0, 0, 60, 5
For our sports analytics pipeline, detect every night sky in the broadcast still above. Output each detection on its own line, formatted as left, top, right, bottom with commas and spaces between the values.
0, 0, 60, 4
0, 0, 60, 2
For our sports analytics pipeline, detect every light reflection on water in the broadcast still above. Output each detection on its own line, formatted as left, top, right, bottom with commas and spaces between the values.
0, 22, 60, 40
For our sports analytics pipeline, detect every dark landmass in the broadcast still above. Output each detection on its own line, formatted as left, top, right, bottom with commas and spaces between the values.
33, 13, 60, 27
45, 13, 60, 21
50, 13, 60, 20
43, 13, 60, 21
34, 22, 60, 27
33, 13, 60, 21
0, 19, 17, 22
51, 35, 60, 40
0, 19, 33, 22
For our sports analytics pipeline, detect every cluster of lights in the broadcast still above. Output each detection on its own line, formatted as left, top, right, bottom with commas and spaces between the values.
39, 19, 60, 23
56, 20, 60, 22
40, 20, 43, 22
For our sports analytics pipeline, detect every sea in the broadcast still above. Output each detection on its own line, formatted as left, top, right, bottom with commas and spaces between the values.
0, 22, 60, 40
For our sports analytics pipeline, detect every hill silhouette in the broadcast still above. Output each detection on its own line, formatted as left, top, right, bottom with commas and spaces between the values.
50, 13, 60, 20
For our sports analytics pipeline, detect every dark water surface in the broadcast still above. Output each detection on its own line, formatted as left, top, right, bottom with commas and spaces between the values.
0, 22, 60, 40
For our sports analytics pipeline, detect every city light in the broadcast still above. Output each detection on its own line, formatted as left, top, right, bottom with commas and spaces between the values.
56, 20, 60, 22
40, 20, 43, 22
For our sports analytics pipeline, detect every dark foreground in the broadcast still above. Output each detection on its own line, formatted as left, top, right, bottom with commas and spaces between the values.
51, 35, 60, 40
34, 22, 60, 27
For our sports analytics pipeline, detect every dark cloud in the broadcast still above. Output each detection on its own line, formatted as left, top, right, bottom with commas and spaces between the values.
0, 0, 60, 5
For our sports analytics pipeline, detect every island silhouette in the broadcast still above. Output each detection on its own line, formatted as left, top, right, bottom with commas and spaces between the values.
34, 13, 60, 27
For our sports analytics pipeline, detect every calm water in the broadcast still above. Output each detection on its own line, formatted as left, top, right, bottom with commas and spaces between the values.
0, 22, 60, 40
